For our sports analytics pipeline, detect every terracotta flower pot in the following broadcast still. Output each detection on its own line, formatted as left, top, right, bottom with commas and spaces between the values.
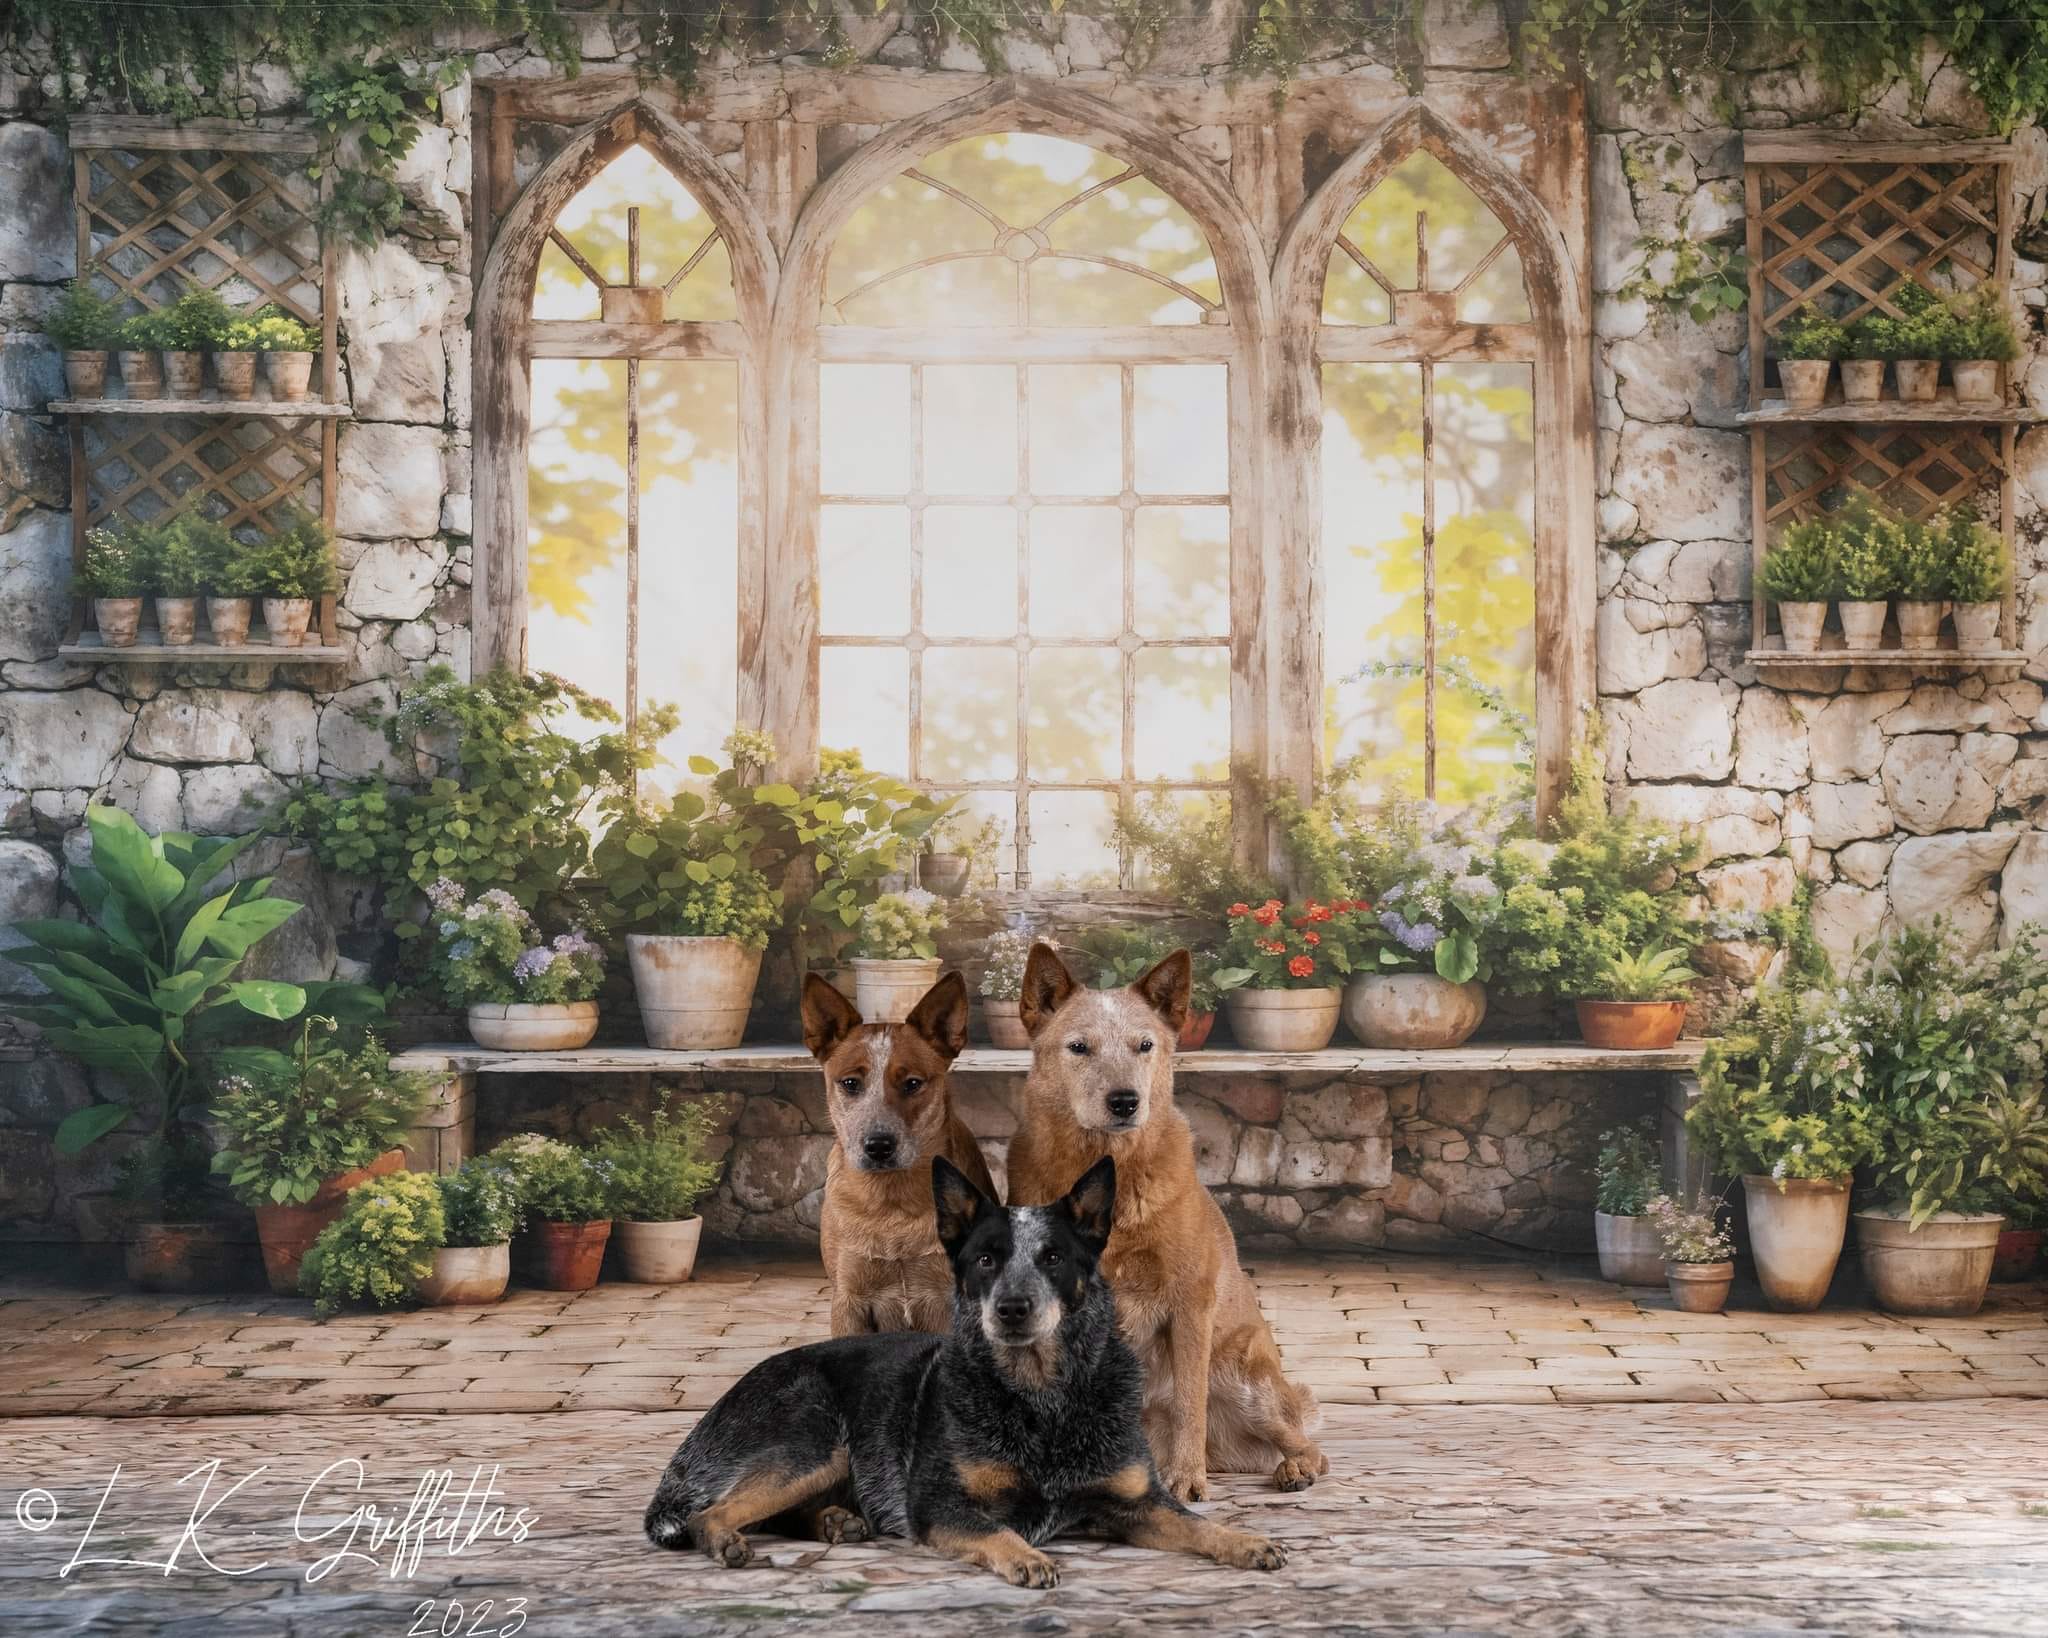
1594, 1211, 1666, 1285
1342, 973, 1487, 1049
1894, 600, 1944, 650
466, 1001, 599, 1051
162, 349, 204, 398
1952, 602, 2001, 652
1777, 358, 1831, 409
264, 350, 315, 402
1224, 986, 1341, 1052
252, 1147, 406, 1296
1838, 599, 1887, 652
530, 1218, 612, 1291
63, 349, 108, 398
1576, 998, 1687, 1050
852, 956, 944, 1025
1992, 1227, 2044, 1282
214, 351, 258, 400
614, 1217, 702, 1284
1839, 359, 1884, 403
118, 349, 163, 399
1742, 1174, 1851, 1313
154, 595, 197, 646
262, 596, 313, 647
94, 596, 143, 648
628, 933, 762, 1048
206, 596, 253, 646
1776, 600, 1826, 653
983, 996, 1031, 1049
1894, 359, 1940, 402
1665, 1259, 1734, 1314
126, 1222, 236, 1293
1855, 1207, 2003, 1317
1178, 1010, 1215, 1052
417, 1242, 511, 1305
919, 854, 971, 898
1951, 360, 2001, 404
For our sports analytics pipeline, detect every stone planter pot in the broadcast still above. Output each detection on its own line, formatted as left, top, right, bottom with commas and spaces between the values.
1839, 359, 1884, 403
214, 350, 258, 400
1178, 1010, 1215, 1052
1952, 601, 2002, 652
1742, 1174, 1851, 1313
118, 349, 163, 399
1576, 998, 1687, 1050
1951, 360, 2002, 404
417, 1242, 511, 1306
853, 956, 944, 1024
1991, 1227, 2043, 1283
1665, 1260, 1734, 1314
1343, 973, 1487, 1049
466, 1001, 599, 1052
615, 1217, 703, 1284
1838, 599, 1888, 651
162, 349, 205, 398
262, 596, 314, 647
206, 596, 254, 646
253, 1147, 407, 1296
1224, 986, 1342, 1052
1855, 1207, 2003, 1317
1894, 600, 1944, 650
983, 996, 1032, 1049
264, 350, 315, 402
154, 595, 198, 646
628, 933, 761, 1048
1594, 1211, 1666, 1285
1776, 600, 1826, 653
1777, 358, 1831, 409
919, 854, 971, 897
94, 596, 143, 648
63, 349, 108, 397
529, 1218, 612, 1291
126, 1222, 235, 1293
1894, 359, 1940, 401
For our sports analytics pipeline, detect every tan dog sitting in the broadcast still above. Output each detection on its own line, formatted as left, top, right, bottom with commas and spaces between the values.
802, 971, 999, 1337
1004, 943, 1327, 1501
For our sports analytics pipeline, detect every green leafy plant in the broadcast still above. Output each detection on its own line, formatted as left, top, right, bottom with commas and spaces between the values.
242, 505, 339, 599
2, 805, 312, 1156
165, 280, 234, 350
76, 519, 156, 598
45, 280, 122, 350
1827, 492, 1898, 601
306, 56, 470, 246
1619, 226, 1748, 322
1848, 283, 1954, 361
151, 510, 217, 598
187, 517, 263, 598
112, 1127, 217, 1223
421, 879, 604, 1005
594, 1090, 722, 1222
230, 308, 319, 352
1883, 512, 1949, 602
1589, 942, 1698, 1002
1112, 787, 1275, 921
1936, 510, 2011, 604
978, 928, 1033, 1002
300, 1168, 445, 1317
1594, 1122, 1661, 1217
209, 1015, 430, 1206
1645, 1190, 1735, 1264
1775, 304, 1848, 361
1690, 986, 1884, 1184
1947, 285, 2023, 363
924, 809, 1006, 882
850, 889, 949, 960
1759, 520, 1839, 602
490, 1135, 610, 1224
116, 308, 179, 351
438, 1159, 520, 1248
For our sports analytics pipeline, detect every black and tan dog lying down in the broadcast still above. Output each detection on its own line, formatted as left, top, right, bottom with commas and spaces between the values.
645, 1157, 1288, 1587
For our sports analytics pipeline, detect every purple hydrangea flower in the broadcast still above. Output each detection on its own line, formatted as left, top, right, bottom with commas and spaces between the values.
551, 929, 600, 960
1381, 911, 1441, 953
447, 939, 476, 962
512, 946, 557, 982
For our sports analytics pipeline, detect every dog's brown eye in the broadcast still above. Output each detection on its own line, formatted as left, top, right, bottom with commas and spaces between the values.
1136, 1038, 1154, 1054
1040, 1247, 1062, 1266
1067, 1040, 1090, 1056
838, 1076, 862, 1094
902, 1077, 923, 1094
976, 1252, 997, 1270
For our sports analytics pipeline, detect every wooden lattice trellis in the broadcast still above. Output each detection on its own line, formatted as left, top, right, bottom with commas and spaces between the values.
1738, 133, 2037, 676
58, 116, 343, 659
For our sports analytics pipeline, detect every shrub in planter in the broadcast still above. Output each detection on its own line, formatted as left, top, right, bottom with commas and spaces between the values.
300, 1169, 445, 1318
1884, 280, 1954, 401
491, 1135, 613, 1290
1214, 899, 1351, 1051
1944, 284, 2020, 402
1882, 508, 1951, 649
246, 504, 337, 646
1773, 303, 1845, 407
115, 307, 176, 398
1936, 509, 2010, 651
193, 513, 262, 644
77, 518, 155, 647
241, 305, 320, 400
848, 889, 951, 1023
594, 1091, 723, 1283
423, 879, 604, 1051
1072, 924, 1222, 1050
1647, 1190, 1736, 1313
1758, 520, 1838, 653
418, 1161, 520, 1305
45, 278, 121, 396
113, 1130, 235, 1293
164, 280, 232, 396
1576, 941, 1698, 1049
978, 927, 1035, 1048
920, 811, 1003, 898
1828, 492, 1898, 652
150, 508, 217, 647
1592, 1121, 1665, 1285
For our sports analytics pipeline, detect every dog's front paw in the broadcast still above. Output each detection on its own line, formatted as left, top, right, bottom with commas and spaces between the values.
705, 1527, 754, 1568
816, 1504, 871, 1544
1218, 1531, 1288, 1572
996, 1546, 1060, 1589
1163, 1461, 1209, 1503
1273, 1453, 1320, 1492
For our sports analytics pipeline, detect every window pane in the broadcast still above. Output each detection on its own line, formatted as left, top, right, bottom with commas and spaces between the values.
1134, 365, 1227, 493
1134, 647, 1230, 780
926, 365, 1017, 495
821, 647, 909, 775
821, 364, 911, 495
1028, 790, 1120, 888
1029, 365, 1121, 495
533, 146, 736, 322
1030, 508, 1122, 639
1134, 506, 1229, 638
1038, 171, 1219, 324
925, 506, 1016, 638
1322, 247, 1390, 327
1460, 244, 1532, 324
923, 647, 1017, 782
1028, 647, 1120, 781
527, 358, 627, 723
1334, 150, 1506, 293
534, 237, 600, 321
820, 506, 910, 636
922, 789, 1016, 889
1130, 792, 1227, 895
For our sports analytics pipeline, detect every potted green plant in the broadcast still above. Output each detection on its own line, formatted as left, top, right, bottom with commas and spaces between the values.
114, 307, 175, 399
150, 508, 216, 647
1345, 862, 1494, 1049
1885, 509, 1949, 650
45, 279, 121, 397
1071, 923, 1218, 1049
1885, 281, 1953, 402
196, 517, 262, 645
299, 1169, 445, 1318
491, 1135, 613, 1291
1773, 303, 1846, 409
594, 1091, 722, 1283
163, 280, 233, 398
1945, 284, 2020, 404
77, 518, 154, 648
1592, 1122, 1665, 1285
1576, 942, 1697, 1050
250, 504, 336, 647
1647, 1190, 1737, 1314
978, 927, 1034, 1048
1758, 519, 1837, 654
1828, 492, 1897, 653
210, 1015, 432, 1294
1840, 310, 1894, 403
1938, 508, 2010, 652
242, 305, 319, 401
848, 888, 950, 1023
1214, 898, 1351, 1052
417, 1160, 520, 1305
920, 811, 1003, 898
424, 879, 605, 1050
214, 315, 263, 400
113, 1130, 235, 1293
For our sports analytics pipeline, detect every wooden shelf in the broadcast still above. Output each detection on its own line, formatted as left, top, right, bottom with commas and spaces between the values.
1747, 647, 2028, 671
1738, 397, 2043, 426
60, 632, 346, 663
53, 396, 348, 418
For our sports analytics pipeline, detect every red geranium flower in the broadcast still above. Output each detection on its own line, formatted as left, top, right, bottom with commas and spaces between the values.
1228, 902, 1251, 917
1308, 904, 1333, 922
1253, 906, 1280, 927
1288, 955, 1315, 978
1262, 939, 1286, 955
1303, 931, 1321, 944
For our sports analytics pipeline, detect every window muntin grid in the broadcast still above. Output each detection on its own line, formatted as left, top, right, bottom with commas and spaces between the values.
1323, 150, 1533, 329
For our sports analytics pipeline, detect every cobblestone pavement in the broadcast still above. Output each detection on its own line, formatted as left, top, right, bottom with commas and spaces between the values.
3, 1252, 2043, 1419
3, 1402, 2046, 1636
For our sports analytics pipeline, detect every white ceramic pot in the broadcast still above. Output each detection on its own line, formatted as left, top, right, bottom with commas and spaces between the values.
614, 1217, 703, 1284
1777, 601, 1827, 653
628, 934, 762, 1048
1855, 1207, 2004, 1318
417, 1242, 510, 1305
852, 956, 944, 1024
1742, 1174, 1850, 1313
919, 854, 971, 897
983, 996, 1032, 1049
1839, 359, 1884, 403
1952, 602, 2001, 651
1894, 600, 1944, 650
466, 1001, 599, 1051
1665, 1260, 1734, 1314
1594, 1211, 1665, 1285
1950, 360, 2001, 404
1343, 973, 1487, 1049
1893, 359, 1940, 401
1838, 599, 1887, 651
1777, 358, 1831, 408
1223, 986, 1341, 1052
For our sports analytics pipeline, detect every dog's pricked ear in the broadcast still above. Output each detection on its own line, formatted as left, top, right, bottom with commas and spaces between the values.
1020, 942, 1080, 1038
905, 971, 970, 1060
932, 1155, 995, 1260
1132, 949, 1192, 1035
801, 974, 862, 1061
1060, 1155, 1116, 1253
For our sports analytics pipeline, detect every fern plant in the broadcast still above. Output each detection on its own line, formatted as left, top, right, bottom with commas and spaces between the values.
1588, 943, 1699, 1002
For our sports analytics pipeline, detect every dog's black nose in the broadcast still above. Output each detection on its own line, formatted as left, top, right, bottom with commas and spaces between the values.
994, 1296, 1033, 1326
862, 1132, 899, 1163
1106, 1090, 1140, 1120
